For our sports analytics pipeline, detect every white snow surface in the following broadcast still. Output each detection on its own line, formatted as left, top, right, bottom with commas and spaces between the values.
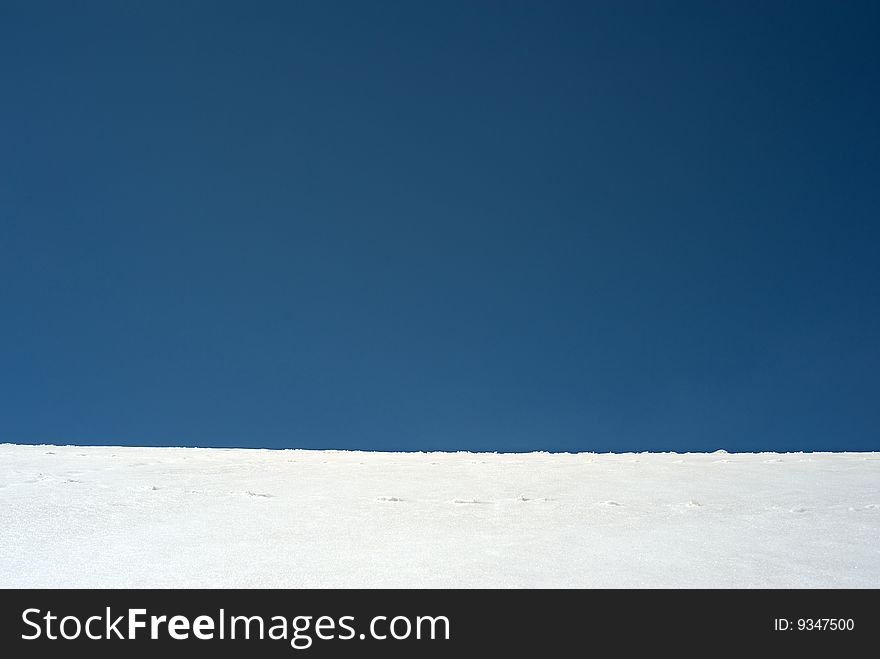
1, 443, 879, 588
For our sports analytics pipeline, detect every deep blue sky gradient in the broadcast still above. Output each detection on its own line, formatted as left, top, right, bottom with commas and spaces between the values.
2, 1, 878, 451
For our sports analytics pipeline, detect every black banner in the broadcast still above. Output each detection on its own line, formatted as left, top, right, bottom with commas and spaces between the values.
0, 589, 874, 656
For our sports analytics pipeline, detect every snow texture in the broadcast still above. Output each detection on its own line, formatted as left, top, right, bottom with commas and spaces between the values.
1, 443, 878, 588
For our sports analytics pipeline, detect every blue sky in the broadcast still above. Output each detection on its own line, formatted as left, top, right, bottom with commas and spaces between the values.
2, 1, 878, 452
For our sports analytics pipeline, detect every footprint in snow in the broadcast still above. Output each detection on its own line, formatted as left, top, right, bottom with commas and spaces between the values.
517, 495, 555, 502
244, 491, 274, 498
790, 507, 808, 513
